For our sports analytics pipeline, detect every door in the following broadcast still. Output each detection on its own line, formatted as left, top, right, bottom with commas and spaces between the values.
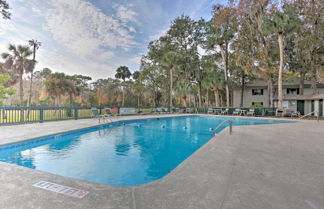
320, 100, 323, 117
297, 100, 305, 115
311, 100, 314, 115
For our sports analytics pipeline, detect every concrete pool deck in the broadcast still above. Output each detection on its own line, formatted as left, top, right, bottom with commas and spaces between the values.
0, 114, 323, 209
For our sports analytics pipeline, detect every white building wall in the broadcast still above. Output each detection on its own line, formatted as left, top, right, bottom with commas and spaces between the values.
303, 88, 324, 95
314, 100, 319, 116
305, 101, 312, 114
233, 88, 269, 107
234, 85, 324, 109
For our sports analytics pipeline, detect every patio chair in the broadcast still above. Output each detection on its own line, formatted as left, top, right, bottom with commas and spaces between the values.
207, 108, 214, 114
246, 109, 255, 116
91, 108, 111, 123
221, 108, 229, 115
276, 109, 284, 117
214, 108, 222, 115
233, 108, 240, 115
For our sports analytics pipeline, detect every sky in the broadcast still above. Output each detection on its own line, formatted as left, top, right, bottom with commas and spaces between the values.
0, 0, 223, 80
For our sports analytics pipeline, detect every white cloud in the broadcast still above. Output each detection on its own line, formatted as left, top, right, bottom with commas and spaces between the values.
129, 54, 143, 68
112, 3, 138, 23
149, 27, 169, 41
129, 26, 136, 33
43, 0, 136, 57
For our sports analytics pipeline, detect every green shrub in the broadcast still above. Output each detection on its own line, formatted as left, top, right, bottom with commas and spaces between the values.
251, 104, 263, 108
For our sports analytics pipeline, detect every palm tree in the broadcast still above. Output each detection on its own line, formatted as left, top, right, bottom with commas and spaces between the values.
27, 40, 41, 107
264, 6, 299, 109
115, 66, 131, 106
161, 51, 180, 110
1, 44, 33, 104
203, 68, 224, 107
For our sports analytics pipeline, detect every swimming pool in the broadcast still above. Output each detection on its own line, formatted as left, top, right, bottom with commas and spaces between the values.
0, 116, 291, 186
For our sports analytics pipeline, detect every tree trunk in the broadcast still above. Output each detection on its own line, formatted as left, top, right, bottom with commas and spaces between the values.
206, 89, 209, 107
188, 94, 191, 107
169, 67, 173, 109
214, 89, 220, 107
198, 81, 202, 107
267, 78, 273, 107
299, 71, 305, 95
277, 33, 284, 109
27, 73, 33, 105
19, 73, 24, 105
219, 44, 230, 107
69, 94, 73, 105
311, 66, 317, 94
122, 80, 125, 106
240, 72, 245, 107
27, 46, 36, 108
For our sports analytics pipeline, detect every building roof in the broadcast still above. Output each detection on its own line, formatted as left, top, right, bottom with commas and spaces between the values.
274, 93, 324, 101
245, 78, 324, 88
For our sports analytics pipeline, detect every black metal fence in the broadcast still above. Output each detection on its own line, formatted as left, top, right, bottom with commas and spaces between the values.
0, 106, 277, 125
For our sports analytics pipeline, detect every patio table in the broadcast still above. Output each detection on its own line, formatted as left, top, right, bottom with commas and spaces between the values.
213, 109, 222, 115
239, 109, 247, 116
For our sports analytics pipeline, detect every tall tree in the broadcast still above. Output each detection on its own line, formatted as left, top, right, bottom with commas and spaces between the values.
115, 66, 131, 106
238, 0, 277, 107
212, 3, 237, 107
132, 71, 144, 107
161, 51, 180, 109
27, 40, 41, 107
264, 6, 299, 109
288, 0, 324, 94
1, 44, 33, 104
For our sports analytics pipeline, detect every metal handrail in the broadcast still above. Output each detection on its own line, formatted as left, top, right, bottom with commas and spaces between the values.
214, 120, 233, 135
299, 111, 319, 122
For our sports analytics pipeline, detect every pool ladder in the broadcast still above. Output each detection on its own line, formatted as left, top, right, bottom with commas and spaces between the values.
213, 120, 232, 135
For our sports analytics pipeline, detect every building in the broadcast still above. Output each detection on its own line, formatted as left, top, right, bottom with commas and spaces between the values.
233, 79, 324, 116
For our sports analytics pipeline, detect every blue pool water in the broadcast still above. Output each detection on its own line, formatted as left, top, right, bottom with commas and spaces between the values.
0, 116, 291, 186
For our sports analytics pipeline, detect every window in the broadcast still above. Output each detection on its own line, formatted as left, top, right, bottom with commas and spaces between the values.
287, 88, 299, 95
252, 89, 263, 95
252, 102, 263, 106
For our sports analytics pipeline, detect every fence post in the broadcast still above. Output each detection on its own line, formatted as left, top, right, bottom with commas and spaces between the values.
20, 109, 24, 122
40, 109, 44, 123
74, 108, 78, 120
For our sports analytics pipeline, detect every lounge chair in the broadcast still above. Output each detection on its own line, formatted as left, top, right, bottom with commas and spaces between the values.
233, 108, 240, 115
153, 108, 161, 114
207, 108, 214, 114
119, 107, 137, 115
162, 107, 169, 114
291, 111, 301, 117
221, 108, 229, 115
246, 109, 255, 116
104, 108, 113, 115
283, 109, 300, 117
91, 108, 111, 123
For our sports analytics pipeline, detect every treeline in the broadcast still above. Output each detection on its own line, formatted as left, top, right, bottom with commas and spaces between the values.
0, 0, 323, 108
